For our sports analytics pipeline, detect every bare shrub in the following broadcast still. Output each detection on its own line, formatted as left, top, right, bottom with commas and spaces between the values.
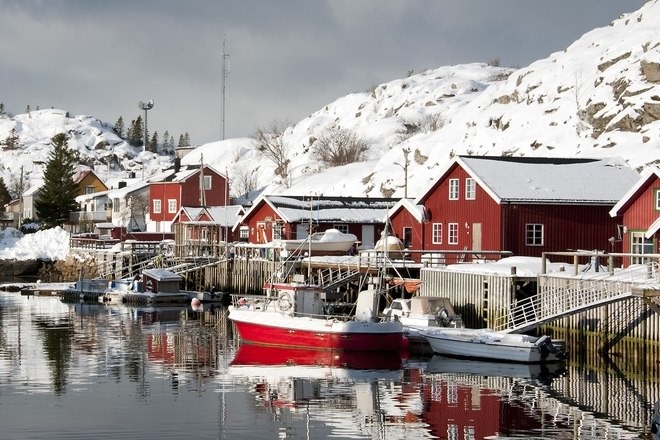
253, 120, 291, 183
312, 128, 369, 167
419, 113, 444, 133
232, 166, 260, 198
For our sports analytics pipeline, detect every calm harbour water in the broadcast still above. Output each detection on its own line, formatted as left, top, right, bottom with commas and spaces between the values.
0, 291, 657, 440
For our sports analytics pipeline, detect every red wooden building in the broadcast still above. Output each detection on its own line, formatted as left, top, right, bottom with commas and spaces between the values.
389, 156, 639, 261
148, 161, 230, 233
609, 167, 658, 266
235, 195, 393, 248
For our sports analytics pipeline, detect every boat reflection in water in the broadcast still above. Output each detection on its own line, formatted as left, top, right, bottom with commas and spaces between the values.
229, 343, 402, 378
653, 399, 660, 440
227, 345, 424, 437
425, 355, 565, 383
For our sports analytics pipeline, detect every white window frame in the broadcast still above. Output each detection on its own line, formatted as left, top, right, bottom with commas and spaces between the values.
655, 188, 660, 210
85, 185, 95, 195
448, 179, 459, 200
448, 223, 458, 245
525, 223, 544, 246
432, 223, 443, 244
168, 199, 177, 214
113, 197, 120, 213
239, 226, 249, 239
273, 223, 283, 240
153, 199, 161, 214
333, 224, 349, 234
203, 175, 212, 190
465, 178, 476, 200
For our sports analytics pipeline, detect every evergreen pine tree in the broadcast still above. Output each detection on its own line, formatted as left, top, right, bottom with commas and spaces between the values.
178, 134, 186, 148
129, 116, 144, 147
162, 130, 170, 154
0, 177, 11, 206
169, 135, 175, 153
0, 103, 5, 116
3, 128, 19, 150
34, 133, 79, 228
113, 116, 125, 138
149, 131, 159, 153
183, 132, 191, 147
26, 104, 31, 113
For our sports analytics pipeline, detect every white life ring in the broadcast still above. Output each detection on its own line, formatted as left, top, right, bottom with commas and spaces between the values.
278, 292, 293, 311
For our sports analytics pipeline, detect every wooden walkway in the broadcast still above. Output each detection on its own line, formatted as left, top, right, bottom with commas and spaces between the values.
493, 256, 660, 333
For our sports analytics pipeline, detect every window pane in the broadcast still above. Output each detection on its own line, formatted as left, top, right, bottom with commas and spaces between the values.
465, 178, 475, 200
432, 223, 443, 244
448, 223, 458, 244
525, 224, 543, 246
449, 179, 459, 200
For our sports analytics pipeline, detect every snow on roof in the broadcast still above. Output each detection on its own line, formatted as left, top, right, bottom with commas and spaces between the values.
609, 167, 658, 217
646, 217, 660, 239
442, 256, 569, 277
261, 195, 393, 223
106, 180, 149, 198
206, 205, 245, 227
388, 198, 425, 222
23, 181, 43, 196
458, 156, 640, 204
143, 268, 182, 281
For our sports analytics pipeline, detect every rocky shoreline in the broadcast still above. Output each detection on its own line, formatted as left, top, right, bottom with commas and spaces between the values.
0, 255, 99, 283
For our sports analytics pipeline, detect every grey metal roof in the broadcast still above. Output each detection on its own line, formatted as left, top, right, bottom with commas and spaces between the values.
459, 156, 639, 204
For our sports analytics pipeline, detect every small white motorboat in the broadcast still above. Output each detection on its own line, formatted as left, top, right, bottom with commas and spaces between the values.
422, 327, 564, 364
273, 228, 358, 255
384, 296, 463, 354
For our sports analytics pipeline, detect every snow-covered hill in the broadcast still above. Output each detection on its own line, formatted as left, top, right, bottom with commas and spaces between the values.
187, 0, 660, 200
0, 109, 172, 192
2, 0, 659, 201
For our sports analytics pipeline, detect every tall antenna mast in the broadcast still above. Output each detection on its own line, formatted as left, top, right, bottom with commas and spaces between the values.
221, 38, 230, 140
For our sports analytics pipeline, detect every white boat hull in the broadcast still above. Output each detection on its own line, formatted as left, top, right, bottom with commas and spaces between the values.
422, 328, 563, 363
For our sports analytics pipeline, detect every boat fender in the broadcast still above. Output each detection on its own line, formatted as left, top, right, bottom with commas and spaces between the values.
278, 292, 293, 311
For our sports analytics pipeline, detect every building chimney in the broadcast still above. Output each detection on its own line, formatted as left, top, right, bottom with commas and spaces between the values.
174, 157, 181, 173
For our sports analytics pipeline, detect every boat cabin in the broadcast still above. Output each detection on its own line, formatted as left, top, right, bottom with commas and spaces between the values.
139, 269, 183, 293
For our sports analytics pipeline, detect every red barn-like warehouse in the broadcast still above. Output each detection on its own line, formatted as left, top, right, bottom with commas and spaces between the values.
389, 156, 639, 261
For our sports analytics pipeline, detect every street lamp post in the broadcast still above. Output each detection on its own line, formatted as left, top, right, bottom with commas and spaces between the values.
138, 100, 154, 152
394, 147, 411, 198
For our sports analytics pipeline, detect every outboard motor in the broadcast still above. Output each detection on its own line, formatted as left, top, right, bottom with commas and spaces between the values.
535, 335, 565, 360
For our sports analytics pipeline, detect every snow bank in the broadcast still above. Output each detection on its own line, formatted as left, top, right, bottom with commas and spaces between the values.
0, 227, 70, 261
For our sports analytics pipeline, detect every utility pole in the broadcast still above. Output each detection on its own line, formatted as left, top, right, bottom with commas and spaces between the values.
221, 38, 230, 140
395, 147, 411, 198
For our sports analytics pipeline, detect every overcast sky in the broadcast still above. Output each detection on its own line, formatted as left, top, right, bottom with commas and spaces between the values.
0, 0, 647, 146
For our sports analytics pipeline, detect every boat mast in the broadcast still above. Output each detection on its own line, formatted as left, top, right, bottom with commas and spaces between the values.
307, 196, 313, 281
